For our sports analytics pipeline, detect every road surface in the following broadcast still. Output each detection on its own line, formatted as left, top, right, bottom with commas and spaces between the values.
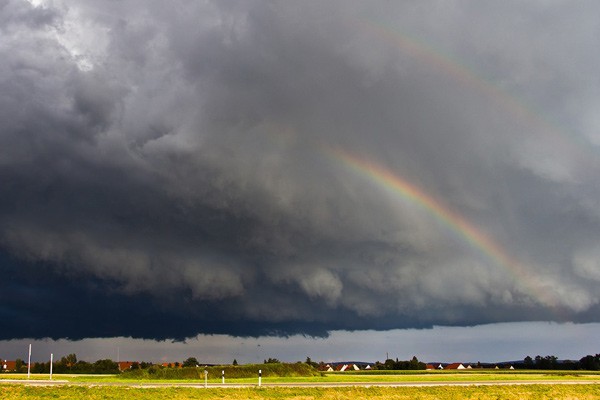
2, 379, 599, 388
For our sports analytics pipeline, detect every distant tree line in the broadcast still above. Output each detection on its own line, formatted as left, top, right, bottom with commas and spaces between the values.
374, 356, 426, 370
518, 354, 600, 370
125, 361, 155, 370
7, 354, 120, 374
6, 352, 600, 374
264, 357, 280, 364
579, 354, 600, 370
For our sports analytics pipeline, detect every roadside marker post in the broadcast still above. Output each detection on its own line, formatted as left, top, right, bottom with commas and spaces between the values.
204, 369, 208, 388
27, 344, 31, 379
222, 369, 225, 384
50, 353, 53, 380
258, 369, 262, 387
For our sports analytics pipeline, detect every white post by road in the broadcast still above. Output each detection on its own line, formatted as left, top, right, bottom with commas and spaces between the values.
258, 369, 262, 387
50, 354, 53, 380
222, 369, 225, 384
204, 369, 208, 388
27, 344, 31, 379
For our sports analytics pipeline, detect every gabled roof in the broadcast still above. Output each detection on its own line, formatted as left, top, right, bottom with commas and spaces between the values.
334, 363, 360, 371
2, 360, 17, 371
317, 364, 333, 371
335, 364, 347, 371
118, 361, 136, 371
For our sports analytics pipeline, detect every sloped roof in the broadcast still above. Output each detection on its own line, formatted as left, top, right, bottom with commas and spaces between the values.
118, 361, 136, 371
2, 360, 17, 371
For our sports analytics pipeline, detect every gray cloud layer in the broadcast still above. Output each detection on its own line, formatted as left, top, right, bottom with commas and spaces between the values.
1, 0, 600, 339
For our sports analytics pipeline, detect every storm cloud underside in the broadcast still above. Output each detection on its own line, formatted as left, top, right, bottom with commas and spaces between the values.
2, 0, 600, 340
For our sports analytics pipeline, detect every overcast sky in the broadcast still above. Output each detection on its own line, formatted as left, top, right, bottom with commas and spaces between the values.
2, 0, 600, 363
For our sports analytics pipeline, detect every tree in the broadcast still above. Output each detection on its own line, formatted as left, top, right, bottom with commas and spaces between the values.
305, 356, 318, 368
408, 356, 424, 370
92, 359, 119, 373
182, 357, 199, 367
264, 357, 280, 364
580, 354, 600, 370
32, 361, 49, 373
534, 355, 558, 370
374, 357, 425, 370
232, 359, 238, 366
61, 354, 78, 371
15, 359, 24, 372
74, 360, 91, 373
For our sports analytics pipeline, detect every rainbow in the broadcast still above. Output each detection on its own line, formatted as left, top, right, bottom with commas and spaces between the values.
331, 147, 559, 309
356, 18, 593, 161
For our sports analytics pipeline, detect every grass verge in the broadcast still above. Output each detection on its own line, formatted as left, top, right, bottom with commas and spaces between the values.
4, 370, 600, 384
2, 383, 600, 399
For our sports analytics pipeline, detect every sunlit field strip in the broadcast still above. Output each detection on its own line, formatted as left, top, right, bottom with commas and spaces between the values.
3, 383, 600, 400
3, 370, 600, 384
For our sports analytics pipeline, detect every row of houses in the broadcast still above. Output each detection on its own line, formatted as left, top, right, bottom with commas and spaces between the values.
318, 363, 372, 372
4, 359, 515, 373
426, 363, 514, 370
320, 362, 517, 371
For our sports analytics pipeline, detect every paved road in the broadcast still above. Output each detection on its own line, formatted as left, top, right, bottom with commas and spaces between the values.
2, 379, 600, 388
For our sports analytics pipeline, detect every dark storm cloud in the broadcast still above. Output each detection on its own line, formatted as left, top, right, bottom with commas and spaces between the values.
1, 0, 600, 340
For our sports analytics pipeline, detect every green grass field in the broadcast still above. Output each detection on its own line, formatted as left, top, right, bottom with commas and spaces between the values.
3, 369, 600, 399
3, 369, 600, 384
2, 383, 600, 399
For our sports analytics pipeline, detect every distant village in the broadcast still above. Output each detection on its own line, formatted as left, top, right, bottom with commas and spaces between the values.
3, 352, 600, 374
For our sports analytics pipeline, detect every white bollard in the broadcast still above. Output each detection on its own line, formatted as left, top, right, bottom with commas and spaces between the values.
258, 369, 262, 387
27, 344, 31, 379
204, 369, 208, 388
50, 354, 53, 380
222, 370, 225, 384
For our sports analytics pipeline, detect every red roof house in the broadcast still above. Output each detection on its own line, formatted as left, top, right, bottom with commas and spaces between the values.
2, 360, 17, 372
445, 363, 466, 370
118, 361, 136, 371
